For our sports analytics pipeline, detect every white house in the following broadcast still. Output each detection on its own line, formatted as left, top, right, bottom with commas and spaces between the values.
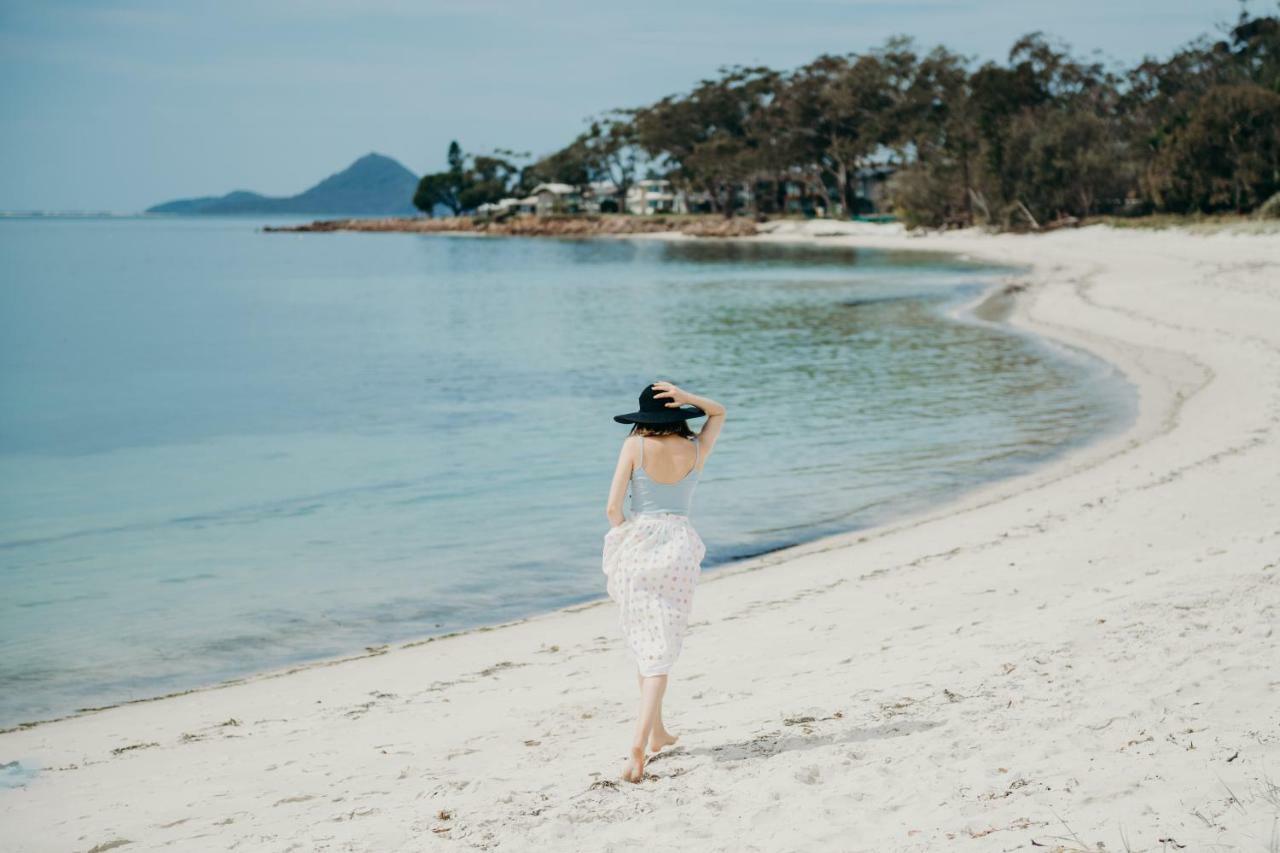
626, 179, 686, 215
478, 196, 535, 217
583, 181, 621, 214
529, 183, 582, 215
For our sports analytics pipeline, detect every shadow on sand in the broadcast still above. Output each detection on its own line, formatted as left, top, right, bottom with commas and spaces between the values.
690, 718, 942, 764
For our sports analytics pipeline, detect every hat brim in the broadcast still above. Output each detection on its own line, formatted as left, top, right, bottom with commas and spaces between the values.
613, 405, 705, 425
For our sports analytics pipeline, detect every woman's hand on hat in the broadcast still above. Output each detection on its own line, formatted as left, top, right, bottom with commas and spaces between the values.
652, 380, 688, 408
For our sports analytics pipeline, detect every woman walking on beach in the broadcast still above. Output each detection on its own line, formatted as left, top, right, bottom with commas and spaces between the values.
603, 380, 726, 783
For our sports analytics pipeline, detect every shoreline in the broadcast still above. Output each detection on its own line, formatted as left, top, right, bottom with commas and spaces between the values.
0, 239, 1114, 737
4, 222, 1278, 850
261, 213, 760, 238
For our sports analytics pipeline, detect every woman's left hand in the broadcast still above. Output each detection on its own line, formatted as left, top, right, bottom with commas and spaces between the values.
651, 380, 689, 408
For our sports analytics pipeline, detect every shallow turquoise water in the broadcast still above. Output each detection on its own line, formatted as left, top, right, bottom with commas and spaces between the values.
0, 216, 1134, 726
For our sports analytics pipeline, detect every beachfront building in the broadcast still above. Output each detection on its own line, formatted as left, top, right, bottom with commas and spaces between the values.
529, 183, 582, 215
476, 198, 512, 216
476, 196, 536, 217
771, 178, 833, 217
742, 167, 895, 217
854, 165, 895, 214
626, 180, 686, 215
583, 181, 621, 214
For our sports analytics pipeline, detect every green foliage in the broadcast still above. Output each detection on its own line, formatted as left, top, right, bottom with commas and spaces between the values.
626, 10, 1278, 226
420, 9, 1278, 227
414, 142, 520, 216
1150, 84, 1280, 213
890, 164, 965, 229
631, 66, 782, 216
413, 172, 460, 216
1258, 192, 1280, 219
513, 118, 643, 199
518, 140, 591, 192
458, 155, 520, 211
1124, 12, 1280, 218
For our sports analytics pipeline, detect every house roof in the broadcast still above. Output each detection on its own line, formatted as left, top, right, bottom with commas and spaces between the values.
530, 183, 578, 196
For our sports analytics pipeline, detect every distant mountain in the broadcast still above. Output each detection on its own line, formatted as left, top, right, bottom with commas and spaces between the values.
147, 153, 420, 215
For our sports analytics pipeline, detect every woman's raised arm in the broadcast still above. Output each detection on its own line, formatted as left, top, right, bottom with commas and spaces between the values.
650, 381, 725, 464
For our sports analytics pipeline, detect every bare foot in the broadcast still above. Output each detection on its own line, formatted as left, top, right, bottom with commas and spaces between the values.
620, 746, 645, 783
648, 730, 679, 752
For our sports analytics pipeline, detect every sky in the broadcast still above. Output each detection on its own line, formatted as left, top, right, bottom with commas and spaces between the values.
0, 0, 1256, 212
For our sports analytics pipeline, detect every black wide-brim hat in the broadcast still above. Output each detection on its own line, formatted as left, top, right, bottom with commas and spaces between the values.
614, 383, 706, 424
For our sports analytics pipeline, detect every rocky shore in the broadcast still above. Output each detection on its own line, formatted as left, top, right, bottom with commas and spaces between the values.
261, 213, 759, 238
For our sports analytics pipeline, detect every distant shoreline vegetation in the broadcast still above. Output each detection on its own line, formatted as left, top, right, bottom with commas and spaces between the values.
413, 10, 1279, 230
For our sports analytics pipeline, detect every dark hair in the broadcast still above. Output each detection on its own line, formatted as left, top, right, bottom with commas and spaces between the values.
630, 421, 695, 438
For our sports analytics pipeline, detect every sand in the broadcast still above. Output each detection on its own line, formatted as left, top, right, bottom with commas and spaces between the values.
2, 222, 1278, 852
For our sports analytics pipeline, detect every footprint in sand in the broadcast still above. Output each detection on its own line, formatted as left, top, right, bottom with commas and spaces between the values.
85, 840, 131, 853
273, 794, 314, 806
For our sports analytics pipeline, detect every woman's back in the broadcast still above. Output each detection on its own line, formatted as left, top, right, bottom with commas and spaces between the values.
638, 435, 700, 482
630, 435, 701, 517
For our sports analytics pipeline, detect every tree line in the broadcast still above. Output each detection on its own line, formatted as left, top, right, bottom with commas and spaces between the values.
415, 10, 1280, 228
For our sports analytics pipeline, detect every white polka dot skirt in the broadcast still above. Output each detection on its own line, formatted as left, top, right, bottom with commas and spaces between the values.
602, 513, 706, 677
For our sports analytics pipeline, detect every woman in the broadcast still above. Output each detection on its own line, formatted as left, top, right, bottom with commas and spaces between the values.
603, 380, 726, 783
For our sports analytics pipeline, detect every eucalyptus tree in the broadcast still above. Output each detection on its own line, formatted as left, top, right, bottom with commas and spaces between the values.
457, 154, 521, 211
413, 140, 467, 215
888, 46, 980, 226
582, 117, 643, 210
783, 52, 900, 216
1130, 12, 1280, 212
632, 66, 782, 216
517, 137, 592, 193
414, 142, 522, 215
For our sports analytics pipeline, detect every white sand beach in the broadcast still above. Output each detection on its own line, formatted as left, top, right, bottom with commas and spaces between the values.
3, 223, 1278, 852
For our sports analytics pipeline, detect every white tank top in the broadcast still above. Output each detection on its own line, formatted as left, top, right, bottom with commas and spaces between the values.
629, 436, 700, 516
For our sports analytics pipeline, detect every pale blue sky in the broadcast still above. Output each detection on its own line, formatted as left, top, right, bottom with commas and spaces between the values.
0, 0, 1253, 212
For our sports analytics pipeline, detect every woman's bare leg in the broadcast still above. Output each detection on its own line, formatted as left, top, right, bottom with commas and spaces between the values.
649, 684, 678, 753
621, 674, 667, 783
634, 671, 679, 752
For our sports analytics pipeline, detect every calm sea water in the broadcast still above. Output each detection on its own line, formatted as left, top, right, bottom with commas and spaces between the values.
0, 216, 1134, 726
